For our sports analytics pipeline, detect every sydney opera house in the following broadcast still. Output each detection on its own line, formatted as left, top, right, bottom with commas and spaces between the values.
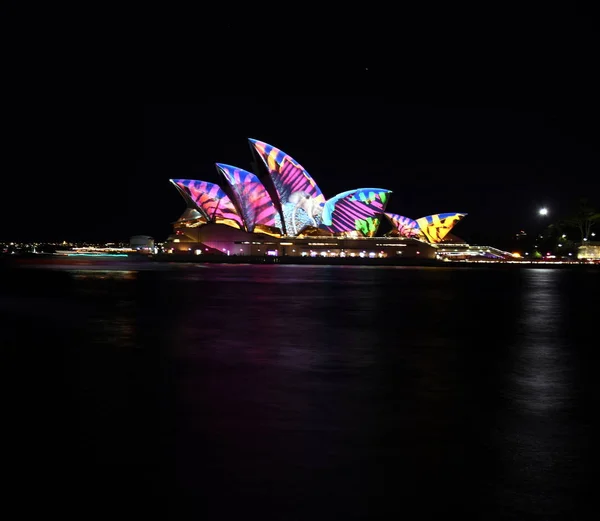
164, 139, 467, 259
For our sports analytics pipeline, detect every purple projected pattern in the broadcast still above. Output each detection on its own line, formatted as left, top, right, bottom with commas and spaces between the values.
171, 179, 244, 229
215, 163, 279, 232
249, 139, 326, 234
320, 188, 391, 237
384, 213, 423, 239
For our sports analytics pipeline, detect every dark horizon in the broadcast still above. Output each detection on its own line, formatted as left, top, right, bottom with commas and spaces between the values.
2, 98, 598, 244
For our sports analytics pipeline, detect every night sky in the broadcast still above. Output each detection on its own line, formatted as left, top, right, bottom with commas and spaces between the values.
2, 5, 597, 245
2, 96, 597, 244
139, 99, 598, 246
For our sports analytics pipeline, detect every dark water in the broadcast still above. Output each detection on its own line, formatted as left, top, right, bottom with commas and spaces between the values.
1, 263, 598, 519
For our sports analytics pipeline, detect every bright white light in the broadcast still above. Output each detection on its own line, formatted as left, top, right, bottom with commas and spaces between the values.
592, 233, 596, 237
539, 208, 549, 216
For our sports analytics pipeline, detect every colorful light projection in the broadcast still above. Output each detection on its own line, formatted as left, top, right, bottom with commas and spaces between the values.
170, 141, 467, 242
249, 139, 326, 235
384, 213, 422, 239
170, 179, 244, 229
320, 188, 391, 237
215, 164, 279, 233
415, 213, 467, 243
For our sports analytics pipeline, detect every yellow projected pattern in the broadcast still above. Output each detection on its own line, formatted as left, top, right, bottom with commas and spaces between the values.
415, 213, 466, 243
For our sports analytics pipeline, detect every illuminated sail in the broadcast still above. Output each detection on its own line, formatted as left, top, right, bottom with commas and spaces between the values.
320, 188, 391, 236
249, 139, 326, 235
215, 164, 279, 233
170, 179, 244, 229
384, 213, 423, 239
415, 213, 467, 243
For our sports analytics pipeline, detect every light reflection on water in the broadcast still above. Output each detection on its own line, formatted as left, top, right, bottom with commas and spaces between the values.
514, 269, 571, 413
1, 264, 597, 520
492, 269, 586, 519
71, 270, 138, 280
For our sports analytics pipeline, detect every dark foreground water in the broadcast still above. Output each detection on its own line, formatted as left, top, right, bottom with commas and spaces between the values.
1, 263, 598, 519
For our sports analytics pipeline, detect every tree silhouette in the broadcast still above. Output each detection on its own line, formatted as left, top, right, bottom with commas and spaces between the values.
561, 198, 600, 243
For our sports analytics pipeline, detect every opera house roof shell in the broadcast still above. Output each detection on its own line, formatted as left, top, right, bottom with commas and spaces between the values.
170, 139, 466, 243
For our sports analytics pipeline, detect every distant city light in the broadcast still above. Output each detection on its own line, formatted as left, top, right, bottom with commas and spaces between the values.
539, 207, 549, 216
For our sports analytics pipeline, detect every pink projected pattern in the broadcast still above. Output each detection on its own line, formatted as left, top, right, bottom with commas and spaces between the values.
216, 164, 279, 232
249, 139, 326, 234
384, 213, 423, 239
171, 179, 244, 229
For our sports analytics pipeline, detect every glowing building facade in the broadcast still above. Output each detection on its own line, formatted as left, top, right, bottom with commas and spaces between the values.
249, 139, 327, 235
214, 163, 279, 234
166, 139, 467, 258
577, 243, 600, 260
171, 179, 243, 230
385, 212, 467, 244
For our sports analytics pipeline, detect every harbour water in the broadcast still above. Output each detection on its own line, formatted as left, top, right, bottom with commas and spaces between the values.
1, 263, 597, 519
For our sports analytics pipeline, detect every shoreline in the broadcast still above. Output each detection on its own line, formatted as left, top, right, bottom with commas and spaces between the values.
149, 254, 596, 268
1, 252, 597, 269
